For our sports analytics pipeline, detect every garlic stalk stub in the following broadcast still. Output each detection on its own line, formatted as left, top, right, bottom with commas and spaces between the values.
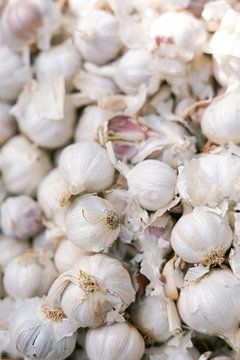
65, 194, 120, 252
85, 322, 145, 360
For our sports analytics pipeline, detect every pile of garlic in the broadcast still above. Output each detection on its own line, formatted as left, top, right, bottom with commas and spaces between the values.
1, 0, 240, 359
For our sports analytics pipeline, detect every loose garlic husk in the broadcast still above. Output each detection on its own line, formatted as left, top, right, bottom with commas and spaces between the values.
85, 322, 145, 360
73, 9, 121, 65
35, 40, 81, 91
170, 208, 232, 265
1, 195, 43, 239
54, 239, 88, 273
0, 102, 16, 146
0, 45, 31, 102
9, 297, 78, 360
47, 254, 135, 327
130, 295, 171, 344
74, 105, 103, 142
11, 77, 75, 149
58, 141, 115, 204
126, 159, 177, 211
3, 250, 57, 299
0, 135, 52, 196
65, 194, 120, 252
201, 89, 240, 145
0, 235, 29, 268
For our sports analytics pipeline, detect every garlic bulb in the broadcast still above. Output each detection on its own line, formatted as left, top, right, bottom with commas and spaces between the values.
3, 250, 57, 299
0, 45, 31, 102
201, 90, 240, 145
54, 239, 87, 273
85, 322, 145, 360
65, 194, 120, 252
48, 254, 135, 327
0, 135, 52, 196
170, 208, 232, 265
11, 78, 76, 149
0, 235, 29, 268
73, 9, 121, 65
68, 0, 99, 14
1, 195, 43, 239
9, 297, 78, 360
130, 295, 171, 344
0, 102, 16, 146
58, 141, 115, 204
33, 230, 61, 254
74, 105, 103, 142
35, 40, 81, 91
126, 159, 177, 211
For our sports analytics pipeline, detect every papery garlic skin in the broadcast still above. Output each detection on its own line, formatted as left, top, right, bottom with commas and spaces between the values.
73, 10, 121, 65
1, 195, 43, 239
0, 235, 29, 268
54, 239, 87, 273
11, 78, 75, 149
85, 322, 145, 360
0, 135, 51, 196
0, 102, 16, 146
201, 90, 240, 144
9, 297, 78, 360
58, 141, 115, 200
48, 254, 135, 327
170, 209, 232, 265
127, 159, 176, 211
65, 194, 120, 252
130, 295, 171, 343
3, 250, 57, 299
74, 105, 103, 142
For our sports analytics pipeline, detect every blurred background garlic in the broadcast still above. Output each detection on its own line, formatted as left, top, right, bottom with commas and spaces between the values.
3, 250, 57, 299
85, 322, 145, 360
0, 235, 29, 269
0, 135, 52, 196
74, 105, 103, 142
54, 239, 88, 273
0, 102, 16, 146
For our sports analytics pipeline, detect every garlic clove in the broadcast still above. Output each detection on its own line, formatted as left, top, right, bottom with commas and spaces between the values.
74, 105, 104, 143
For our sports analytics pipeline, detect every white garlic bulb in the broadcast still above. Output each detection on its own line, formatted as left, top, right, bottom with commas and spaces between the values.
73, 9, 121, 65
11, 78, 76, 149
0, 45, 31, 102
0, 102, 16, 146
48, 254, 135, 327
170, 208, 232, 265
201, 89, 240, 145
65, 194, 120, 252
85, 322, 145, 360
0, 235, 29, 268
68, 0, 98, 14
3, 250, 57, 299
9, 297, 78, 360
35, 40, 81, 91
58, 141, 115, 204
0, 135, 52, 196
74, 105, 103, 142
1, 195, 43, 239
54, 239, 88, 273
126, 159, 176, 211
33, 230, 61, 254
130, 296, 171, 344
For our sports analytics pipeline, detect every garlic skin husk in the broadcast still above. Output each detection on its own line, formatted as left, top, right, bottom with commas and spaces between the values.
35, 40, 81, 91
73, 9, 121, 66
130, 295, 171, 344
58, 141, 115, 202
85, 322, 145, 360
170, 208, 233, 265
3, 250, 57, 299
54, 239, 88, 273
0, 235, 29, 268
74, 105, 103, 142
1, 195, 43, 239
0, 135, 52, 196
47, 254, 135, 327
9, 297, 78, 360
126, 159, 177, 211
201, 89, 240, 145
65, 194, 120, 252
0, 45, 31, 102
178, 269, 240, 339
11, 77, 75, 149
0, 102, 16, 146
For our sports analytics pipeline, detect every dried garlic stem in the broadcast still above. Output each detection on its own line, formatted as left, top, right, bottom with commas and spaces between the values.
106, 210, 120, 230
202, 248, 226, 267
41, 305, 65, 322
78, 270, 101, 294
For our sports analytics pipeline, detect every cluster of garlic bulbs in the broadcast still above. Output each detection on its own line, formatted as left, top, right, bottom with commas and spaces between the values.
1, 0, 240, 359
